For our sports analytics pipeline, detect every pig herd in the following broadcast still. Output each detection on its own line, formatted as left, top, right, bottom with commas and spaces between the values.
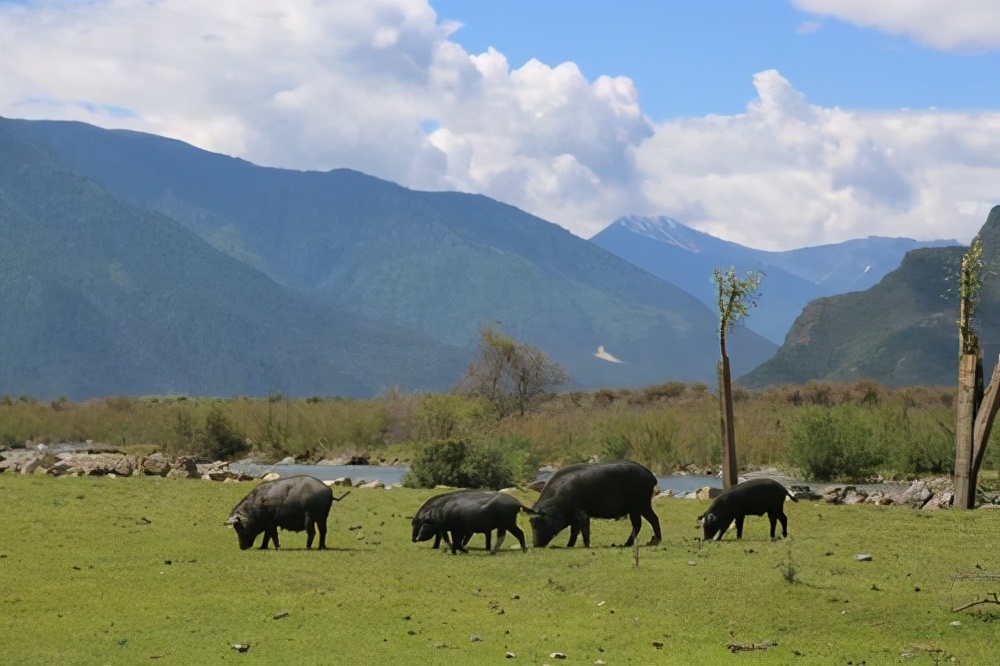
225, 460, 797, 552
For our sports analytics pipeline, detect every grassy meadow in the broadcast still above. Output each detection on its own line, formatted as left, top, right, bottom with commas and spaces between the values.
3, 473, 999, 665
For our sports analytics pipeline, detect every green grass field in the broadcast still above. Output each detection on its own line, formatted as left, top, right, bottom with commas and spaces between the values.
2, 474, 998, 665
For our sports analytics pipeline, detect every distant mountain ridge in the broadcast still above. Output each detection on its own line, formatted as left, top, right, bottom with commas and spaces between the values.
591, 215, 959, 344
742, 205, 1000, 388
0, 116, 778, 399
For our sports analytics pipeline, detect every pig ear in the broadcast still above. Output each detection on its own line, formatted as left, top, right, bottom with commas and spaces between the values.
225, 513, 243, 527
521, 505, 540, 515
703, 512, 716, 524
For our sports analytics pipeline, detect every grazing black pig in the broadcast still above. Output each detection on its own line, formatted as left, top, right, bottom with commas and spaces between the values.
411, 489, 485, 550
417, 491, 532, 554
698, 478, 796, 541
529, 460, 662, 548
225, 475, 350, 550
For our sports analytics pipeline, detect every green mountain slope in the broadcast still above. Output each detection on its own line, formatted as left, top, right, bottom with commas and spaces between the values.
742, 206, 1000, 387
6, 118, 777, 390
0, 121, 469, 399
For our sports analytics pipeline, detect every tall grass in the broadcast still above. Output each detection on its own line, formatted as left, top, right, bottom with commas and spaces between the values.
0, 381, 986, 480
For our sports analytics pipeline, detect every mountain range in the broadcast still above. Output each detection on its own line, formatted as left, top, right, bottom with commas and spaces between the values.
743, 206, 1000, 388
591, 215, 958, 344
3, 115, 984, 399
0, 116, 779, 399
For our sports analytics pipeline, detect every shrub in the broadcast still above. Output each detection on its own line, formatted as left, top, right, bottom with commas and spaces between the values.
402, 437, 524, 489
200, 407, 248, 462
787, 405, 884, 481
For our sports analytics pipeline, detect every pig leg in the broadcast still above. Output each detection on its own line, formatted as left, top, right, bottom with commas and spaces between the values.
566, 523, 579, 548
642, 504, 662, 545
305, 512, 316, 549
735, 515, 745, 539
483, 530, 492, 552
508, 523, 527, 552
492, 528, 507, 554
317, 518, 328, 550
580, 514, 592, 548
623, 511, 642, 547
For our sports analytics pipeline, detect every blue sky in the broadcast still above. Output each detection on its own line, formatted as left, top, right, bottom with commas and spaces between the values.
0, 0, 997, 250
431, 0, 999, 118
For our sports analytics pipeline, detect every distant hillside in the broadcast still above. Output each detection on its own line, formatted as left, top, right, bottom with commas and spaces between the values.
741, 206, 1000, 388
591, 215, 958, 344
0, 121, 469, 399
1, 117, 778, 397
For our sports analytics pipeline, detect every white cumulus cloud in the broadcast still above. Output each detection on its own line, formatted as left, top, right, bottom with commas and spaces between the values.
793, 0, 1000, 51
0, 0, 996, 251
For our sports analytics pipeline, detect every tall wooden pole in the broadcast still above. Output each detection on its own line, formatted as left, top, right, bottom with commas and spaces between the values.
954, 352, 978, 508
719, 354, 738, 488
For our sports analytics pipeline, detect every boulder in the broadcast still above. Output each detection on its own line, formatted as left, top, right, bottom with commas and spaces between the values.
48, 452, 136, 477
260, 472, 281, 482
922, 491, 953, 510
329, 477, 353, 487
842, 489, 869, 505
166, 456, 199, 479
141, 452, 172, 476
526, 479, 547, 492
654, 490, 675, 500
359, 479, 385, 490
822, 487, 846, 504
899, 481, 933, 509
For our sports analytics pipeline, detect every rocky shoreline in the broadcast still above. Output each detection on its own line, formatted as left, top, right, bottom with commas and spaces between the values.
3, 443, 998, 510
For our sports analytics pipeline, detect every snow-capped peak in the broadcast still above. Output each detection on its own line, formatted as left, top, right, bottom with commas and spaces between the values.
618, 215, 703, 253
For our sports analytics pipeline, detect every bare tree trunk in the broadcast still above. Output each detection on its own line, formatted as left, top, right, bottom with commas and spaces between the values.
971, 357, 1000, 500
954, 352, 978, 509
719, 355, 738, 488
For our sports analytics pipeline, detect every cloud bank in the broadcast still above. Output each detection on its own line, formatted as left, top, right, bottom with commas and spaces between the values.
1, 0, 996, 250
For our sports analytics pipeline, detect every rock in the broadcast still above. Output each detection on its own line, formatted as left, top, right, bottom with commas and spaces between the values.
823, 487, 845, 504
48, 453, 136, 477
20, 455, 51, 475
360, 480, 385, 490
329, 477, 353, 487
317, 456, 349, 466
141, 453, 172, 477
505, 651, 515, 659
276, 457, 296, 465
855, 553, 873, 562
790, 485, 823, 501
654, 490, 674, 500
469, 635, 483, 642
843, 489, 869, 505
652, 640, 664, 649
207, 469, 255, 482
923, 491, 953, 510
527, 479, 547, 492
165, 456, 199, 479
261, 472, 281, 482
549, 653, 567, 660
347, 454, 370, 465
692, 486, 721, 500
231, 643, 249, 652
899, 481, 933, 509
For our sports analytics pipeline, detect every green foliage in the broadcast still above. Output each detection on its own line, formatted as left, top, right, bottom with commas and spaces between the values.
456, 325, 569, 418
598, 412, 679, 473
199, 406, 248, 462
787, 406, 884, 481
402, 437, 524, 489
413, 393, 486, 440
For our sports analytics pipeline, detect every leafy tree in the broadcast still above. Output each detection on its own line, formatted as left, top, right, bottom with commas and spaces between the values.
456, 325, 569, 417
713, 266, 763, 488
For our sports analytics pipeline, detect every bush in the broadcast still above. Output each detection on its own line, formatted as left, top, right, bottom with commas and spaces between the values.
402, 438, 524, 489
787, 406, 884, 481
200, 407, 248, 462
